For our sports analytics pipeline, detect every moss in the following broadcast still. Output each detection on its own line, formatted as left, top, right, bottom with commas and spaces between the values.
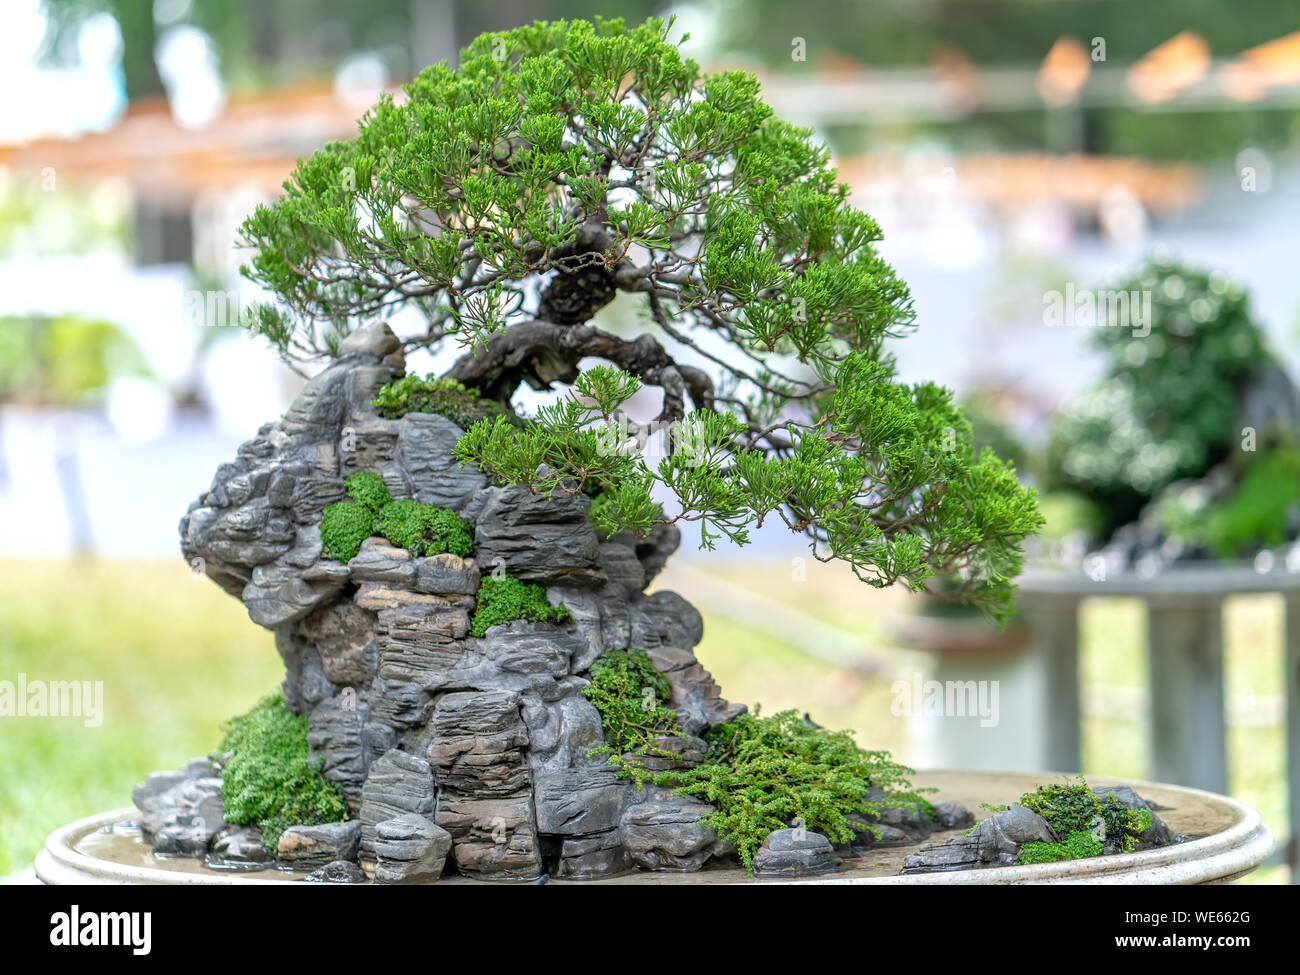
1018, 829, 1105, 864
345, 471, 391, 512
662, 708, 932, 874
582, 649, 682, 784
374, 499, 474, 558
469, 574, 571, 637
217, 694, 348, 852
371, 374, 506, 428
319, 500, 376, 563
321, 472, 474, 562
1160, 447, 1300, 559
1016, 776, 1150, 855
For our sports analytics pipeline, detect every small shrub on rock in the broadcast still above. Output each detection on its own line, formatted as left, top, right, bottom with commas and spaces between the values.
218, 695, 348, 852
469, 575, 571, 637
662, 709, 932, 873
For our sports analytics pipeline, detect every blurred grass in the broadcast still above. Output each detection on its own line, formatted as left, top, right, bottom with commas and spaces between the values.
0, 555, 1289, 883
0, 558, 281, 876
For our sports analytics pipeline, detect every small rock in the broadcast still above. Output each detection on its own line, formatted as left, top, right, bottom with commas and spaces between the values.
415, 553, 480, 595
349, 538, 418, 586
277, 820, 362, 869
619, 787, 728, 872
931, 800, 976, 831
1092, 785, 1180, 851
338, 321, 401, 359
208, 825, 273, 867
306, 859, 368, 884
134, 770, 226, 858
901, 837, 983, 873
976, 805, 1058, 864
849, 818, 913, 849
373, 813, 453, 884
753, 829, 838, 877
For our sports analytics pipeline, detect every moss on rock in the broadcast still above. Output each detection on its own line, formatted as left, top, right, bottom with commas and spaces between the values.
218, 695, 348, 852
469, 574, 571, 637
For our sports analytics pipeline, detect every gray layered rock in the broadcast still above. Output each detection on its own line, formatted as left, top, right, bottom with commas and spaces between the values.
208, 825, 273, 867
359, 749, 435, 862
1092, 785, 1180, 851
169, 330, 745, 881
373, 813, 453, 884
931, 800, 976, 831
619, 786, 730, 871
133, 761, 225, 858
277, 820, 361, 869
753, 829, 838, 877
903, 802, 1106, 874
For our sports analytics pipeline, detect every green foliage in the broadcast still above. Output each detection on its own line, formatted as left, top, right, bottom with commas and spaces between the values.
371, 374, 508, 428
345, 471, 391, 512
1017, 829, 1105, 864
1158, 447, 1300, 560
662, 709, 932, 873
0, 314, 149, 404
469, 574, 571, 637
238, 16, 1042, 620
321, 472, 473, 561
1049, 258, 1272, 537
319, 499, 376, 563
374, 498, 474, 558
582, 649, 682, 785
1017, 777, 1150, 855
217, 695, 348, 852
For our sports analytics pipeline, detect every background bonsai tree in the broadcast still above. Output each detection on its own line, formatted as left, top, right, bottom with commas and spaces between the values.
1046, 256, 1299, 562
238, 16, 1041, 619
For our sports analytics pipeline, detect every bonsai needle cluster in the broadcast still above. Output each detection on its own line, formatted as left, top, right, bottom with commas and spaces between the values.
238, 16, 1042, 620
217, 695, 349, 852
581, 652, 933, 872
667, 709, 933, 873
469, 574, 572, 636
320, 471, 474, 562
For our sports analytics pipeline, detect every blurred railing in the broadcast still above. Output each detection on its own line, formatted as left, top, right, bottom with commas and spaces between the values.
1020, 564, 1299, 881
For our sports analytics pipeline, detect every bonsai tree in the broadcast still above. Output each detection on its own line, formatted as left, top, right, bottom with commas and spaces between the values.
1047, 257, 1298, 558
238, 16, 1041, 619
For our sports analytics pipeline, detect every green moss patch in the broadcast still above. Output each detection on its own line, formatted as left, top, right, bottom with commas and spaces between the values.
217, 695, 348, 852
1018, 829, 1105, 864
371, 374, 506, 428
469, 575, 571, 637
320, 471, 474, 563
374, 498, 474, 558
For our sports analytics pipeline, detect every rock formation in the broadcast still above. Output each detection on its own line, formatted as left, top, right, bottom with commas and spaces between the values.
160, 322, 747, 881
